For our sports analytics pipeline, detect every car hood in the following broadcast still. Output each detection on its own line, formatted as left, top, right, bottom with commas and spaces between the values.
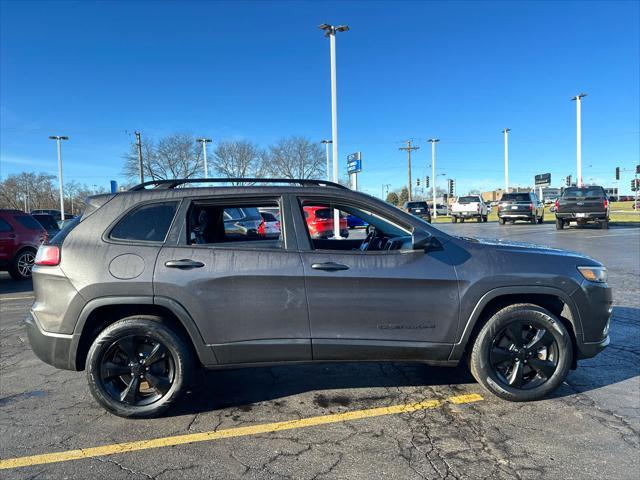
455, 235, 600, 262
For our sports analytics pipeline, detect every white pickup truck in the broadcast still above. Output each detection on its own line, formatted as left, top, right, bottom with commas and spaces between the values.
451, 195, 489, 223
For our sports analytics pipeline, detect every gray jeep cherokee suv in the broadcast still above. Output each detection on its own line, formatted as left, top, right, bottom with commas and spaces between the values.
26, 179, 612, 418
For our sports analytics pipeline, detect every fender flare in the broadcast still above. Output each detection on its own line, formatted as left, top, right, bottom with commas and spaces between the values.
69, 295, 217, 368
449, 285, 582, 361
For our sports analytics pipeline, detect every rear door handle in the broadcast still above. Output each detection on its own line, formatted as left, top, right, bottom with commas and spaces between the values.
165, 259, 205, 269
311, 262, 350, 271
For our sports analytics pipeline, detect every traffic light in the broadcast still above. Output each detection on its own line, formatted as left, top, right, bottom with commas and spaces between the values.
636, 164, 640, 174
615, 167, 620, 180
632, 179, 639, 192
448, 179, 455, 196
416, 178, 420, 187
566, 175, 572, 187
425, 176, 430, 188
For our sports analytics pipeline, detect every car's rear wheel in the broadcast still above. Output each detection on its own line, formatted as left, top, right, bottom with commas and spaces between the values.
469, 304, 573, 402
601, 220, 609, 230
555, 218, 564, 230
452, 216, 458, 223
86, 316, 194, 418
530, 215, 537, 225
498, 217, 505, 225
537, 214, 544, 224
9, 249, 36, 280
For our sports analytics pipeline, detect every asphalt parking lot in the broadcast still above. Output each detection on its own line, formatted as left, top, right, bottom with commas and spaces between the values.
1, 222, 638, 479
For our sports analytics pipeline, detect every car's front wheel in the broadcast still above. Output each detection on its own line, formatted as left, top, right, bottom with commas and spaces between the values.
86, 316, 194, 418
469, 304, 573, 402
9, 249, 36, 280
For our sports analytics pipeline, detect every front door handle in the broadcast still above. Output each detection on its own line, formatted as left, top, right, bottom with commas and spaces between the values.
165, 259, 205, 269
311, 262, 350, 271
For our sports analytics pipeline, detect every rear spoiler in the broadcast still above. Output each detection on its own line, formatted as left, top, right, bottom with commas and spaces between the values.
82, 194, 116, 220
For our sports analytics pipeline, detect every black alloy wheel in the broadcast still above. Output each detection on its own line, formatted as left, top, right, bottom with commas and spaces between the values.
99, 335, 175, 406
489, 321, 558, 390
86, 316, 193, 418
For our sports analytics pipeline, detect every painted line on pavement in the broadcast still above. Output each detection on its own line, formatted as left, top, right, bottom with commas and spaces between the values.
0, 296, 34, 302
0, 393, 483, 470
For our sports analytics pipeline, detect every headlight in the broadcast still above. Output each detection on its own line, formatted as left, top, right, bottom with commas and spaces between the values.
577, 266, 608, 283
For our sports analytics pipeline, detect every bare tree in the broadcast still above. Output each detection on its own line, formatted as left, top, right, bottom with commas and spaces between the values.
122, 133, 203, 181
211, 140, 264, 184
265, 136, 325, 179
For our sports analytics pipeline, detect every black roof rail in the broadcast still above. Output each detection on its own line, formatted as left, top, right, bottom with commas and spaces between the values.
128, 178, 349, 191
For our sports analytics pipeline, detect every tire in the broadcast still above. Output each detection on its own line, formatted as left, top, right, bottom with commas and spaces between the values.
469, 304, 573, 402
530, 215, 537, 225
483, 215, 488, 223
555, 217, 564, 230
477, 216, 482, 223
8, 249, 36, 280
460, 218, 465, 223
86, 316, 194, 418
601, 220, 609, 230
452, 216, 458, 223
537, 214, 544, 224
498, 217, 505, 225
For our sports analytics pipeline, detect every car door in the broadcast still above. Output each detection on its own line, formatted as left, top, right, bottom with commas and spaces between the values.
0, 217, 16, 266
291, 195, 459, 362
153, 195, 311, 365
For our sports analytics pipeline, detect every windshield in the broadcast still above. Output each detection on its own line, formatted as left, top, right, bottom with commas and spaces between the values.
458, 196, 480, 204
562, 187, 606, 199
501, 193, 530, 202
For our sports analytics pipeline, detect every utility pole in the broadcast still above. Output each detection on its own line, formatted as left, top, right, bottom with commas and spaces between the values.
571, 93, 587, 187
428, 139, 440, 219
399, 140, 419, 201
382, 183, 391, 200
502, 128, 510, 193
48, 135, 69, 220
320, 23, 349, 238
321, 140, 332, 180
196, 138, 212, 178
135, 131, 144, 184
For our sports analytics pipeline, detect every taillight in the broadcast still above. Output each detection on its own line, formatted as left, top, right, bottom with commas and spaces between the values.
477, 204, 480, 212
34, 245, 60, 266
604, 199, 609, 210
555, 199, 559, 212
529, 203, 534, 211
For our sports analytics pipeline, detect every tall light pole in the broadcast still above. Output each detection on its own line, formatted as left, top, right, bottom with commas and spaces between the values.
428, 139, 440, 219
321, 140, 332, 180
502, 128, 510, 193
320, 23, 349, 238
571, 93, 587, 187
197, 138, 212, 178
48, 135, 69, 220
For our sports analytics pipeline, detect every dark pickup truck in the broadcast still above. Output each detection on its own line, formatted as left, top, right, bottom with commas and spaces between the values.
555, 186, 610, 230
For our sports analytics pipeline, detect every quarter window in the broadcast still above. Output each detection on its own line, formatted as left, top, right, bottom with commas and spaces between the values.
0, 218, 12, 232
110, 202, 178, 242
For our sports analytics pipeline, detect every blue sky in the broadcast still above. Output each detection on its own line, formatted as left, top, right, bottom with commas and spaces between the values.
1, 0, 638, 196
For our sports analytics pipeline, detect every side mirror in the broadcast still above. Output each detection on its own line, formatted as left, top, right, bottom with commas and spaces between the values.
412, 228, 441, 251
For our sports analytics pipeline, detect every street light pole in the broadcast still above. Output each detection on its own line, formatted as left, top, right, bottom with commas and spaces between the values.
320, 23, 349, 238
49, 135, 69, 220
321, 140, 332, 180
196, 138, 212, 178
571, 93, 587, 187
502, 128, 510, 193
428, 139, 440, 219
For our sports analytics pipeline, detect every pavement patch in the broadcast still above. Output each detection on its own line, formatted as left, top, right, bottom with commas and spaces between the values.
0, 393, 483, 470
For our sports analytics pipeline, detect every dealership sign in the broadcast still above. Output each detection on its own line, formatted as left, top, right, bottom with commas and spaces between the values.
347, 152, 362, 174
535, 173, 551, 186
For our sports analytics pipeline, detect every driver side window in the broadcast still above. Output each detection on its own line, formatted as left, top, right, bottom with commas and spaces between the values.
298, 200, 411, 252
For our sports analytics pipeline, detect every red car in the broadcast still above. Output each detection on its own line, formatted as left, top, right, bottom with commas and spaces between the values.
303, 206, 349, 239
0, 210, 48, 280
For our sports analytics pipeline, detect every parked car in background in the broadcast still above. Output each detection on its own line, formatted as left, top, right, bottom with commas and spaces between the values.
258, 211, 281, 239
32, 213, 61, 238
403, 201, 432, 223
450, 196, 489, 223
304, 206, 349, 238
0, 210, 48, 280
431, 203, 449, 216
346, 214, 368, 228
497, 192, 545, 225
555, 186, 610, 230
31, 209, 75, 222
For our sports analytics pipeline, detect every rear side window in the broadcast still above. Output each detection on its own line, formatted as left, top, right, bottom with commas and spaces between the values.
110, 202, 178, 243
0, 218, 13, 232
14, 215, 43, 230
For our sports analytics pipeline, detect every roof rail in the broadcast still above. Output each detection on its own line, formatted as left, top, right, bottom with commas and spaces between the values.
128, 178, 349, 191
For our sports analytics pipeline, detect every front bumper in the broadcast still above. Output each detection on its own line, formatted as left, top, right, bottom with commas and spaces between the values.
571, 280, 613, 359
25, 312, 78, 370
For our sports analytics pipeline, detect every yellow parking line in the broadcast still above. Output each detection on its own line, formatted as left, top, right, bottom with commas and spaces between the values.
0, 296, 34, 302
0, 393, 483, 470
